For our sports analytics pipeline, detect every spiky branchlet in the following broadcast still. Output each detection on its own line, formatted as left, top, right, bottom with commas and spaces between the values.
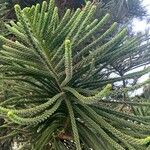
0, 0, 150, 149
63, 84, 112, 104
61, 40, 73, 87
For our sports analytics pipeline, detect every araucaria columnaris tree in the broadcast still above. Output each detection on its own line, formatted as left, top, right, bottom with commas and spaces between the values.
0, 0, 150, 149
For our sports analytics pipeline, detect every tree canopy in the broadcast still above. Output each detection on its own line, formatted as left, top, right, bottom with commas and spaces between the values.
0, 0, 150, 149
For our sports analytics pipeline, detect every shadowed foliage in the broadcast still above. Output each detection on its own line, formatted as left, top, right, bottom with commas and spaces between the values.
0, 0, 150, 149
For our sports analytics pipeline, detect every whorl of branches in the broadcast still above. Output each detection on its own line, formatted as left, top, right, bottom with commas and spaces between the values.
0, 0, 150, 149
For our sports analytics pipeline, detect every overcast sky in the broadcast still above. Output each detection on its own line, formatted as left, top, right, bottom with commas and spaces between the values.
128, 0, 150, 95
133, 0, 150, 32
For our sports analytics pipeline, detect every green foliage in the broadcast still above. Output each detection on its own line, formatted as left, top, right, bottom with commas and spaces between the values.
0, 0, 8, 36
0, 0, 7, 16
132, 80, 150, 118
0, 0, 150, 149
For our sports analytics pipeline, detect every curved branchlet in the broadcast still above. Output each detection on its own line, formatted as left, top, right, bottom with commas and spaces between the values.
64, 84, 112, 104
0, 92, 64, 116
7, 99, 62, 125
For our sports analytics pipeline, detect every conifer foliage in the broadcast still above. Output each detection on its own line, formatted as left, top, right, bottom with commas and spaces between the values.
0, 0, 150, 149
0, 0, 8, 35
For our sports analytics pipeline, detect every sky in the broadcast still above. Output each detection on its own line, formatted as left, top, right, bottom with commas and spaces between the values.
133, 0, 150, 32
127, 0, 150, 95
